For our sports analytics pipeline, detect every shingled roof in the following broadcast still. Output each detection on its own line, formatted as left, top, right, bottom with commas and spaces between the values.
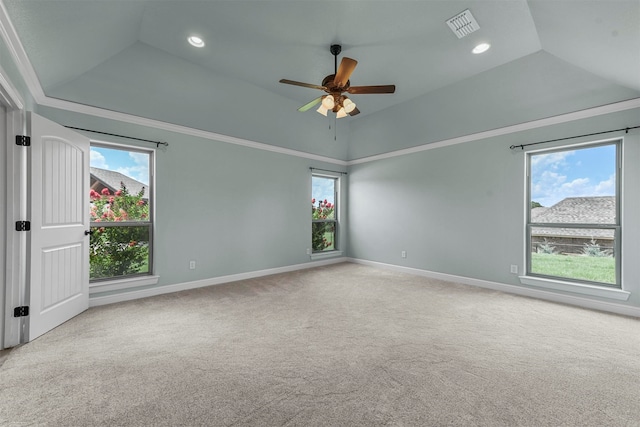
531, 196, 615, 239
90, 167, 147, 198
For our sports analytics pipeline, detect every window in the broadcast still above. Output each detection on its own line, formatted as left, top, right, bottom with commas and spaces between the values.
527, 141, 620, 287
89, 144, 153, 281
311, 175, 338, 252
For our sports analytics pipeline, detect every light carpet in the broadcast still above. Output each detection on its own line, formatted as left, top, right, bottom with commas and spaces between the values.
1, 263, 639, 426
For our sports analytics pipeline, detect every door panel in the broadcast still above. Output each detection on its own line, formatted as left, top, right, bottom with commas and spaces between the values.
28, 112, 90, 341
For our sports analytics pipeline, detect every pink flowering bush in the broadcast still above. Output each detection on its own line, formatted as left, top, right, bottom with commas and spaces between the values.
89, 183, 150, 279
312, 198, 335, 251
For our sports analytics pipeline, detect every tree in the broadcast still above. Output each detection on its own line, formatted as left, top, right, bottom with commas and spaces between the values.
531, 201, 543, 209
312, 198, 334, 251
89, 183, 150, 279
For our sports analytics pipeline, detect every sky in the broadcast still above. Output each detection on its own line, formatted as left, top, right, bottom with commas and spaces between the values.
530, 144, 616, 207
312, 176, 336, 206
90, 147, 150, 185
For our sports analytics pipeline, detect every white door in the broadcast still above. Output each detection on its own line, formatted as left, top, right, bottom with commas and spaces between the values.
27, 112, 90, 341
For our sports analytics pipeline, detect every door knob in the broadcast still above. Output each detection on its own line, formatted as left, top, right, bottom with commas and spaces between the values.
84, 230, 93, 236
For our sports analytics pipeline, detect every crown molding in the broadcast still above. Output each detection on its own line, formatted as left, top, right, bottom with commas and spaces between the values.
0, 1, 44, 101
1, 1, 636, 168
39, 96, 348, 166
0, 1, 347, 166
347, 97, 640, 166
0, 63, 23, 109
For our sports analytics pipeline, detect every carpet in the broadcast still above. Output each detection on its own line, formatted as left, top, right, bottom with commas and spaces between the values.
1, 263, 639, 426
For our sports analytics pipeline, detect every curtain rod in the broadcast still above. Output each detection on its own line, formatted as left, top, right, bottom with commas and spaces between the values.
310, 167, 347, 175
510, 125, 639, 150
65, 126, 169, 148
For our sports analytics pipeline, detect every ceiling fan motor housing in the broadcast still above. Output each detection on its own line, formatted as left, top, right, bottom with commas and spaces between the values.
322, 74, 350, 92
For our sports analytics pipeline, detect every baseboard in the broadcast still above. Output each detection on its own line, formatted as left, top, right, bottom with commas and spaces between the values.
347, 258, 640, 318
89, 257, 348, 307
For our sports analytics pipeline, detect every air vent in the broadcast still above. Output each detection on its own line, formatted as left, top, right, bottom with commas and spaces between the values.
446, 9, 480, 39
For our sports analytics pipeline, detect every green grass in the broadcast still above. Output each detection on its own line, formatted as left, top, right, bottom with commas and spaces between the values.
531, 253, 615, 284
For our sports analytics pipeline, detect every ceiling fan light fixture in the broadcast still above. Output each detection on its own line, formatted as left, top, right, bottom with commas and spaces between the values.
336, 108, 347, 119
316, 105, 329, 116
321, 95, 335, 109
472, 43, 491, 54
188, 36, 205, 48
343, 98, 356, 114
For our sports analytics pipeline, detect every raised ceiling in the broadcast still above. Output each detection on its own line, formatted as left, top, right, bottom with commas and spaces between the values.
2, 0, 639, 161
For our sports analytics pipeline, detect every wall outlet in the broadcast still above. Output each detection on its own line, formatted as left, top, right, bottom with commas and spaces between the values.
306, 248, 311, 255
189, 260, 196, 270
401, 251, 407, 258
510, 264, 518, 274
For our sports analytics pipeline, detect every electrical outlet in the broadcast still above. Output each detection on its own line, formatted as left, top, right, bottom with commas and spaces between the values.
401, 251, 407, 258
306, 248, 311, 255
510, 264, 518, 274
189, 261, 196, 270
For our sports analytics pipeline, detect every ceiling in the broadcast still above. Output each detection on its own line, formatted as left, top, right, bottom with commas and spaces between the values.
2, 0, 639, 160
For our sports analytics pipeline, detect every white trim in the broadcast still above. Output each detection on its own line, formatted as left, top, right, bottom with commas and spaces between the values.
0, 64, 23, 110
40, 97, 348, 166
0, 1, 45, 100
347, 98, 640, 165
89, 275, 160, 294
310, 250, 343, 261
348, 258, 640, 318
3, 110, 25, 348
89, 257, 348, 307
518, 275, 629, 301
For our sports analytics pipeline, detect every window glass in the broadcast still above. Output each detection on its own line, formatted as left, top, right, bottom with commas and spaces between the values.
527, 142, 619, 287
312, 175, 337, 252
89, 145, 153, 281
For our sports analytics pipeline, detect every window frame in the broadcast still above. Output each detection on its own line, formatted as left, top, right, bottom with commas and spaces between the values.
88, 140, 157, 289
525, 139, 622, 289
311, 173, 340, 255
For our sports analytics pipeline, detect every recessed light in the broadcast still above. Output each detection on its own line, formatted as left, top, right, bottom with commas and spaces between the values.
188, 36, 205, 48
472, 43, 491, 54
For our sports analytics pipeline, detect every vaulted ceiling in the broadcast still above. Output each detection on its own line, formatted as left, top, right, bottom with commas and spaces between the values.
2, 0, 639, 161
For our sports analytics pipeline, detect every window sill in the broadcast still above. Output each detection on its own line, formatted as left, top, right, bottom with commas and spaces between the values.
518, 276, 630, 301
89, 275, 160, 294
310, 250, 343, 261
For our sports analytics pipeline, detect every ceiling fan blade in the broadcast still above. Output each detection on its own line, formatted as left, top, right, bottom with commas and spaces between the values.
348, 107, 360, 117
279, 79, 326, 90
298, 97, 323, 112
333, 57, 358, 88
347, 85, 396, 94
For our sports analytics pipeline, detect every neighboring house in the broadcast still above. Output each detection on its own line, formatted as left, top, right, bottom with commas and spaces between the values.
531, 196, 615, 254
90, 167, 147, 201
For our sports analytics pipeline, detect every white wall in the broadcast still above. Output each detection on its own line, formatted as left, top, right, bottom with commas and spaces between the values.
347, 108, 640, 313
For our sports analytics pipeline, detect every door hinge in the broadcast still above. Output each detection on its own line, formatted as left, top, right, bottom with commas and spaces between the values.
13, 306, 29, 317
15, 221, 31, 231
15, 135, 31, 146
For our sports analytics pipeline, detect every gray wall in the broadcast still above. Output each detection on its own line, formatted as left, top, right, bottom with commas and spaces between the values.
38, 106, 348, 295
347, 108, 640, 308
347, 52, 640, 161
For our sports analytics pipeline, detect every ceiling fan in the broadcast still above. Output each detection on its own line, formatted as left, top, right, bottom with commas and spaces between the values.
279, 44, 396, 118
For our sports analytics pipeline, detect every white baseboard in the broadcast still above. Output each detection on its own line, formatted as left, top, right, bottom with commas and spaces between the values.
89, 257, 348, 307
347, 258, 640, 318
90, 256, 640, 318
